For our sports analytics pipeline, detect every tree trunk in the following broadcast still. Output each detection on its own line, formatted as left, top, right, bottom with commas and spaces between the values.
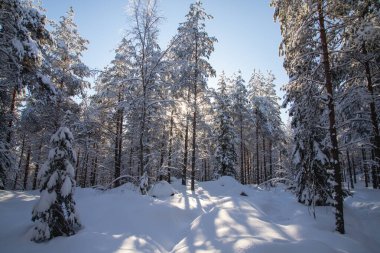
117, 108, 123, 185
371, 149, 378, 189
190, 27, 200, 192
244, 146, 249, 184
361, 147, 369, 188
90, 143, 98, 186
263, 137, 267, 182
255, 109, 260, 184
363, 38, 380, 190
129, 140, 133, 177
114, 91, 123, 187
346, 149, 354, 189
240, 113, 244, 184
251, 151, 254, 184
182, 87, 191, 186
6, 88, 17, 144
32, 141, 43, 190
75, 149, 80, 182
352, 155, 357, 184
167, 111, 174, 183
139, 84, 147, 178
269, 140, 273, 180
13, 135, 25, 190
159, 130, 165, 181
23, 146, 31, 190
82, 151, 89, 188
191, 74, 198, 191
317, 1, 344, 234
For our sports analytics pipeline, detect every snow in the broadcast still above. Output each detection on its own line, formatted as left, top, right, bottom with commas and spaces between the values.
11, 38, 25, 59
33, 190, 57, 213
61, 176, 72, 197
149, 180, 177, 198
47, 171, 58, 189
0, 177, 379, 253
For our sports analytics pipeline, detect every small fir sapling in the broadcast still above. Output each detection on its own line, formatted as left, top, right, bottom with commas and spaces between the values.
30, 127, 81, 242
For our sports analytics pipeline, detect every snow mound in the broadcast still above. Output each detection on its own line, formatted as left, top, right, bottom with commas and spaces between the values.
204, 176, 247, 196
1, 181, 379, 253
217, 176, 241, 187
108, 182, 137, 193
149, 180, 177, 198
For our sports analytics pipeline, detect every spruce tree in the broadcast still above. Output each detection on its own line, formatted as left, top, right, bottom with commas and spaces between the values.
272, 0, 346, 234
30, 127, 80, 242
228, 71, 248, 183
214, 72, 237, 178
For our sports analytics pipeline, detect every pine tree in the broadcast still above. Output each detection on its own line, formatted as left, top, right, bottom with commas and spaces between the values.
214, 72, 237, 178
339, 1, 380, 189
30, 127, 80, 242
0, 0, 54, 189
171, 1, 216, 190
47, 6, 90, 127
272, 0, 346, 233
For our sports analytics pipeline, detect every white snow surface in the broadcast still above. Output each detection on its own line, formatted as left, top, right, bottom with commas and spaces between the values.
149, 180, 178, 198
33, 190, 57, 213
61, 176, 72, 197
0, 176, 379, 253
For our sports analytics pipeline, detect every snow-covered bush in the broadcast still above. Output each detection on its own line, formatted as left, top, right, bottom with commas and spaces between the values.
294, 141, 333, 207
149, 180, 177, 198
30, 127, 81, 242
139, 172, 149, 195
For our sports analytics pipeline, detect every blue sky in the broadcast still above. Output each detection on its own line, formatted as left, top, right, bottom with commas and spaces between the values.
41, 0, 289, 122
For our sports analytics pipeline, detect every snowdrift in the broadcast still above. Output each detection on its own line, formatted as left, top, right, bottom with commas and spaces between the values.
149, 180, 178, 198
0, 177, 379, 253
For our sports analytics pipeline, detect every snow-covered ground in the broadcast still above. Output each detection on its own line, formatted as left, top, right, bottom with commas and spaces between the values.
1, 177, 379, 253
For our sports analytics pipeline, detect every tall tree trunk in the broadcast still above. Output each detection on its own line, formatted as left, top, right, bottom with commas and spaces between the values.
129, 140, 133, 177
167, 111, 174, 183
6, 88, 17, 144
361, 147, 369, 188
75, 149, 81, 182
251, 151, 255, 184
32, 140, 43, 190
244, 146, 249, 184
362, 31, 380, 190
352, 155, 357, 184
182, 87, 191, 186
204, 160, 208, 181
317, 1, 344, 234
114, 91, 123, 187
139, 83, 147, 178
159, 130, 165, 181
114, 110, 120, 182
191, 29, 199, 192
240, 114, 244, 184
269, 140, 273, 180
263, 137, 267, 182
13, 135, 25, 190
117, 108, 123, 185
279, 150, 282, 179
255, 110, 260, 184
23, 146, 31, 190
371, 149, 378, 189
342, 160, 347, 184
82, 151, 89, 188
90, 143, 98, 186
346, 149, 354, 189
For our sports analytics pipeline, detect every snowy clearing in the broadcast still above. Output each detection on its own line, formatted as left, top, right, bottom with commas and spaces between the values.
1, 177, 379, 253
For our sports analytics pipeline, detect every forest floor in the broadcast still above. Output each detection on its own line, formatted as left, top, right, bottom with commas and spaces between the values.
0, 176, 379, 253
